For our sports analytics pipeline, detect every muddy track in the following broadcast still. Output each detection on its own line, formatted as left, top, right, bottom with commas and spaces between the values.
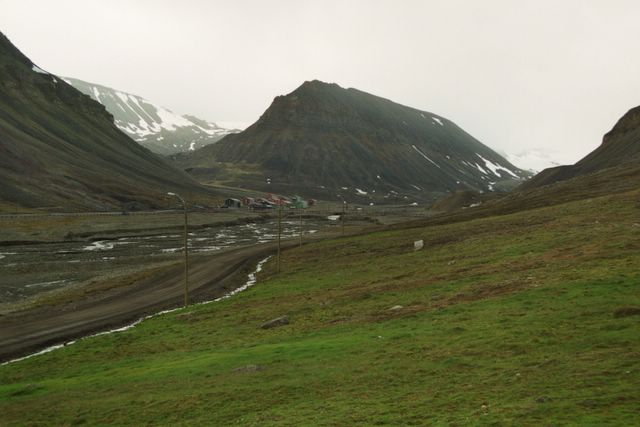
0, 238, 315, 362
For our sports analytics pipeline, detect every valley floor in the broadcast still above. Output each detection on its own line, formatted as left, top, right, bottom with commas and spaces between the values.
1, 190, 639, 425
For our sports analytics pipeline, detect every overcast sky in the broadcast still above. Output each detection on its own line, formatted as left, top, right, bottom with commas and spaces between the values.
2, 0, 640, 169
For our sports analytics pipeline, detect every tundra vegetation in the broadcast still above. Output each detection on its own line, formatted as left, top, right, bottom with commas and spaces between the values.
1, 188, 638, 425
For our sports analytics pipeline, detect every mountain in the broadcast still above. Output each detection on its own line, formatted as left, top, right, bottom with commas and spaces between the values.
176, 80, 529, 203
415, 106, 640, 224
64, 77, 239, 156
0, 32, 216, 212
503, 148, 568, 173
521, 106, 640, 190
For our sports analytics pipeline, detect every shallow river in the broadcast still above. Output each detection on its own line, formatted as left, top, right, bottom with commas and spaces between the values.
0, 218, 335, 303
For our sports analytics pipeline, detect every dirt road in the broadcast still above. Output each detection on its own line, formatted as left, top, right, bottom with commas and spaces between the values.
0, 239, 312, 362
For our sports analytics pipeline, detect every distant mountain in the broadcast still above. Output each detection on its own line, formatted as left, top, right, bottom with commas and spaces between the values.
177, 80, 529, 203
503, 148, 568, 173
0, 32, 216, 212
64, 77, 239, 155
409, 109, 640, 224
521, 106, 640, 190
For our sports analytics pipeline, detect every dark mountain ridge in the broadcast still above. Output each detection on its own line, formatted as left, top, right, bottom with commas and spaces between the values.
521, 106, 640, 190
0, 32, 216, 211
178, 80, 528, 203
414, 105, 640, 226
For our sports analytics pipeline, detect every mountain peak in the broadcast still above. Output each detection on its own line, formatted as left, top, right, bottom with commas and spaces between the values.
604, 105, 640, 140
276, 80, 342, 104
295, 79, 341, 91
0, 32, 31, 68
188, 82, 527, 202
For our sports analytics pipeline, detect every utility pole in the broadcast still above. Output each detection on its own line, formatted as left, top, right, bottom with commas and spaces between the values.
342, 200, 346, 235
299, 206, 303, 247
168, 192, 189, 307
277, 203, 282, 273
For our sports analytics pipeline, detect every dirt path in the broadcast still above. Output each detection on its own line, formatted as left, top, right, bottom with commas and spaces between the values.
0, 238, 323, 362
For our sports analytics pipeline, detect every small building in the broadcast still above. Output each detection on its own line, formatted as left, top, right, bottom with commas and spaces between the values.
250, 198, 276, 210
267, 193, 291, 206
291, 195, 308, 209
223, 198, 242, 209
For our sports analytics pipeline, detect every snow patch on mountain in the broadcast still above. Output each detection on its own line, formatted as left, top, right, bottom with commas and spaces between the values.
100, 87, 202, 138
476, 154, 519, 178
152, 104, 194, 131
419, 112, 444, 126
411, 145, 441, 168
31, 65, 49, 75
473, 162, 489, 175
64, 77, 240, 155
503, 148, 574, 173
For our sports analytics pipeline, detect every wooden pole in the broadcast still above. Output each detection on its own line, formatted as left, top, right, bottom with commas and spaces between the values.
342, 201, 346, 235
183, 202, 189, 307
299, 206, 303, 247
167, 192, 189, 307
277, 204, 282, 273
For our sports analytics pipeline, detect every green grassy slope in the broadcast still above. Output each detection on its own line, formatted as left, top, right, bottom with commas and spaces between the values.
1, 187, 639, 424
